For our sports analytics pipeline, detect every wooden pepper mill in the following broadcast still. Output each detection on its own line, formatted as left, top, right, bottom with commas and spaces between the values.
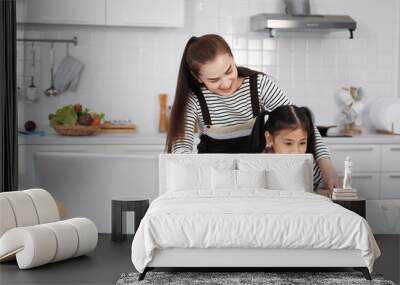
159, 93, 168, 133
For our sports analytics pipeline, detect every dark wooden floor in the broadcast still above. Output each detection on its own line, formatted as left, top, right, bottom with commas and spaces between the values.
0, 234, 134, 285
1, 234, 399, 285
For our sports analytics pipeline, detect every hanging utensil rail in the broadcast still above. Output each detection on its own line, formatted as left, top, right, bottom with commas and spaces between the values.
17, 36, 78, 46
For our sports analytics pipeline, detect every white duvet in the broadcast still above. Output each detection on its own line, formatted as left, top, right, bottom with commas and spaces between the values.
131, 190, 380, 273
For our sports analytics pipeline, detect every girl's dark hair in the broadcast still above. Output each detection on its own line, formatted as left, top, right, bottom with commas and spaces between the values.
248, 105, 316, 157
166, 34, 261, 153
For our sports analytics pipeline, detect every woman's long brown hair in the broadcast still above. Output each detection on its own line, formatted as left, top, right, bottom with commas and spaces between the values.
166, 34, 260, 153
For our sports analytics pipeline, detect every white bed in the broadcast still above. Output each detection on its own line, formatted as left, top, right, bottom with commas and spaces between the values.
131, 154, 380, 280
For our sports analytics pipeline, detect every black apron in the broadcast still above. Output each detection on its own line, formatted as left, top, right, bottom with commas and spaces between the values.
194, 74, 260, 153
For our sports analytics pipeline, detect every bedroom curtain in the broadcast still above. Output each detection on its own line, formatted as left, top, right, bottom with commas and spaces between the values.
0, 0, 18, 192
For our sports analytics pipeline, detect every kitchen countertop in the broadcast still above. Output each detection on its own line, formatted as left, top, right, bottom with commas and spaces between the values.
18, 131, 168, 145
18, 129, 400, 145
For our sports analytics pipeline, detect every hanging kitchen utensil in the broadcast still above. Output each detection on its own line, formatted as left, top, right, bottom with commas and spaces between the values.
53, 42, 84, 94
44, 43, 59, 96
26, 42, 39, 102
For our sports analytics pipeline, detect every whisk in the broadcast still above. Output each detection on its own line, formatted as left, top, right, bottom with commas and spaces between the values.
44, 43, 59, 96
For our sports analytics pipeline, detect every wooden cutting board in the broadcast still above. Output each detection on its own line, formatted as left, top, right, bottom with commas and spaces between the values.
100, 121, 136, 133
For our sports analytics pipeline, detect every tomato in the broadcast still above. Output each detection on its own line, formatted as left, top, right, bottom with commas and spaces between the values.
91, 117, 101, 126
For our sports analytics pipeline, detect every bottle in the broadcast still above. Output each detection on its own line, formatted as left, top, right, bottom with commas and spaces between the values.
158, 93, 168, 133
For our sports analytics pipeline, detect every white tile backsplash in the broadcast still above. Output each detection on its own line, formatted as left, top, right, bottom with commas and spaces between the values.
262, 51, 277, 66
248, 38, 262, 50
17, 0, 400, 131
248, 50, 262, 65
232, 36, 248, 49
232, 50, 248, 65
262, 38, 277, 51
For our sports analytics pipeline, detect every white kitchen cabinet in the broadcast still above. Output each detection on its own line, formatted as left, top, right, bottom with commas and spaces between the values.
367, 200, 400, 234
18, 144, 105, 189
22, 0, 184, 27
381, 173, 400, 199
336, 172, 380, 200
106, 0, 184, 27
25, 0, 106, 25
381, 145, 400, 172
327, 142, 400, 234
328, 144, 380, 172
17, 136, 400, 233
34, 151, 159, 233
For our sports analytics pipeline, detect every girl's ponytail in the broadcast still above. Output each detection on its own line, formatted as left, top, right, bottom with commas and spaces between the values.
248, 109, 270, 153
299, 106, 317, 157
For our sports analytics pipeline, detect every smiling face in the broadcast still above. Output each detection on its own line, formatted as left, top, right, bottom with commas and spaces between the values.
196, 53, 239, 96
265, 127, 308, 154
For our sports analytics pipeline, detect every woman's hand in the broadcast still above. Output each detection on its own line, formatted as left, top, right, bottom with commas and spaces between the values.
317, 157, 340, 193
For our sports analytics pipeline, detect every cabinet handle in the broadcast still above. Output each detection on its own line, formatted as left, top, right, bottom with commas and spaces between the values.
122, 150, 161, 154
40, 149, 88, 153
121, 21, 168, 26
389, 175, 400, 178
389, 147, 400, 151
41, 18, 90, 24
331, 147, 374, 152
338, 174, 373, 179
352, 174, 374, 179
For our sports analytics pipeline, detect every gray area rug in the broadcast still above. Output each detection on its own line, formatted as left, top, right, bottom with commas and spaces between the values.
116, 271, 396, 285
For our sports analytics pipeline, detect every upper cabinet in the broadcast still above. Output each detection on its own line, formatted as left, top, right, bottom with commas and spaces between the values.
106, 0, 184, 27
25, 0, 106, 25
20, 0, 184, 28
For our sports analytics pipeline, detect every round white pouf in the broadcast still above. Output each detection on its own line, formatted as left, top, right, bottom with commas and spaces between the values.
24, 189, 60, 223
0, 196, 17, 237
0, 218, 98, 269
65, 218, 98, 257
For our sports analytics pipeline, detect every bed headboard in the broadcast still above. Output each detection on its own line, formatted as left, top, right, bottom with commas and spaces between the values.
159, 153, 314, 195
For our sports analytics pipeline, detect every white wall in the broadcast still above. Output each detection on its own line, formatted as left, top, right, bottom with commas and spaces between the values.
17, 0, 399, 132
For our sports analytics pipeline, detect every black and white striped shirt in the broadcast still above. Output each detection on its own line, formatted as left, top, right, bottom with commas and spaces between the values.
172, 73, 331, 163
313, 162, 323, 190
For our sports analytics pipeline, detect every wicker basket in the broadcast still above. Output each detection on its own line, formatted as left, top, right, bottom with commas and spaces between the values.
52, 124, 101, 136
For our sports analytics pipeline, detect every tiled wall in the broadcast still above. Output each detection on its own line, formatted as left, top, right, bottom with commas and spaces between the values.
17, 0, 399, 133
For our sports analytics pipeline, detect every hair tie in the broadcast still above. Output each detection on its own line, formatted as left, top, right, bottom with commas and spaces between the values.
259, 108, 270, 117
188, 36, 198, 44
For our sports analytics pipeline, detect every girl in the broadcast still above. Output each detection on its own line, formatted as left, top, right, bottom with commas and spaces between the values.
166, 34, 337, 191
249, 105, 331, 195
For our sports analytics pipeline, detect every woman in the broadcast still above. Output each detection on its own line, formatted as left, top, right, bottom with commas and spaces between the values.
249, 105, 331, 196
166, 34, 338, 191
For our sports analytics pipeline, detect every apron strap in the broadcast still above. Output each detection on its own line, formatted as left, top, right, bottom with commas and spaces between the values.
249, 73, 260, 117
193, 88, 212, 126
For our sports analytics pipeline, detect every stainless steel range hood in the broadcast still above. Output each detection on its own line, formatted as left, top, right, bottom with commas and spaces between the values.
250, 1, 357, 39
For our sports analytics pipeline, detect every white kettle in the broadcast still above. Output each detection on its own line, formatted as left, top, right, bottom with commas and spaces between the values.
369, 98, 400, 134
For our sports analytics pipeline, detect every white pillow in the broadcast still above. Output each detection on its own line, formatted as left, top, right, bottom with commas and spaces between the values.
167, 162, 210, 191
237, 157, 312, 192
236, 169, 267, 189
266, 162, 308, 191
211, 168, 267, 190
211, 168, 236, 190
167, 159, 235, 192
